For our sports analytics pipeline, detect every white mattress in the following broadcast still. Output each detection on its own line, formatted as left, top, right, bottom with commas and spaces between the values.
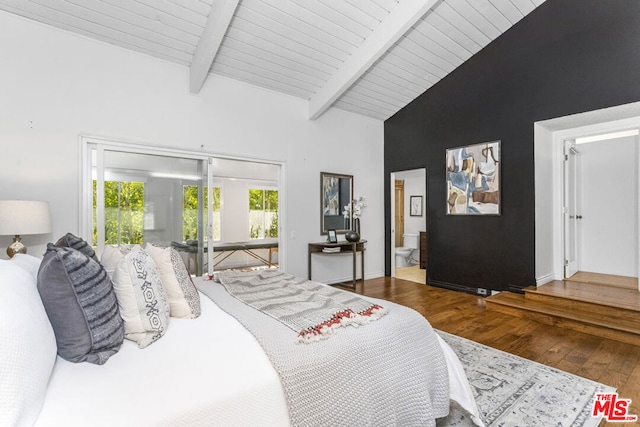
35, 288, 482, 426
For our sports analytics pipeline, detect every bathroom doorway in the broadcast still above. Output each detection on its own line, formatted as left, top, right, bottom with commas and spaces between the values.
390, 168, 427, 284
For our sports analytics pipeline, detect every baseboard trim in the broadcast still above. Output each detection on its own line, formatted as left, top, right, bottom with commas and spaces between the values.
536, 273, 556, 287
428, 280, 478, 296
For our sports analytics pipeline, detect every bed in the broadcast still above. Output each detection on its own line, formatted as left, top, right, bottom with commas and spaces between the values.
1, 244, 483, 427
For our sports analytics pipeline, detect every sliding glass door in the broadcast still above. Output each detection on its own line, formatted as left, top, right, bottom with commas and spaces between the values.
81, 138, 283, 277
89, 146, 210, 275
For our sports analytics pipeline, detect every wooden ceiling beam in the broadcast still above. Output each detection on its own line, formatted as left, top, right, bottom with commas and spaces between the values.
189, 0, 240, 94
307, 0, 438, 120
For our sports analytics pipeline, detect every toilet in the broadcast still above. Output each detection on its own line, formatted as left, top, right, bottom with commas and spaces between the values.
395, 233, 419, 267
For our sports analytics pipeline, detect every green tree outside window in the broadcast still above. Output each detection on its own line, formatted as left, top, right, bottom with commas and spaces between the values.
249, 189, 278, 239
93, 180, 144, 246
183, 186, 220, 241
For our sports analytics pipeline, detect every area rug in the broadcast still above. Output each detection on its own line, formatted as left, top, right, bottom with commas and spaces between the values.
436, 331, 616, 427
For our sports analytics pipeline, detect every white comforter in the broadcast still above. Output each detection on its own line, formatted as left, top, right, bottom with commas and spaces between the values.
36, 294, 290, 426
35, 281, 482, 426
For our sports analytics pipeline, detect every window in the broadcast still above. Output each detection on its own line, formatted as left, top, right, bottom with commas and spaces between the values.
93, 180, 144, 246
82, 138, 283, 275
183, 185, 221, 241
249, 188, 278, 239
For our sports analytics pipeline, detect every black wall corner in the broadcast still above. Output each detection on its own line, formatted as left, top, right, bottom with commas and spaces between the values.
384, 0, 640, 292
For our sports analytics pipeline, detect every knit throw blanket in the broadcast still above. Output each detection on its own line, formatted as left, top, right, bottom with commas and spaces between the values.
215, 270, 387, 342
197, 274, 450, 426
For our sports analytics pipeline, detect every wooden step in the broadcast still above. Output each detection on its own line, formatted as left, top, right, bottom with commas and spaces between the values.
486, 292, 640, 346
525, 280, 640, 312
523, 285, 640, 324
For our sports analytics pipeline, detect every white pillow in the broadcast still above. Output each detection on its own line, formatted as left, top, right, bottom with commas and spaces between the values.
144, 243, 201, 319
100, 245, 128, 279
111, 245, 170, 348
0, 261, 57, 427
9, 254, 41, 282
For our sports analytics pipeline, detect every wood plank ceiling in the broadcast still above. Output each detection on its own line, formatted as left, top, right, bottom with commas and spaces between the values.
0, 0, 545, 121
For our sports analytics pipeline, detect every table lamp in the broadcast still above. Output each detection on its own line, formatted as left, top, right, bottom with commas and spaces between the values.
0, 200, 52, 258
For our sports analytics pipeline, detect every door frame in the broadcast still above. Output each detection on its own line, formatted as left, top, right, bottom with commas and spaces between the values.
389, 168, 427, 278
550, 118, 640, 289
394, 179, 405, 248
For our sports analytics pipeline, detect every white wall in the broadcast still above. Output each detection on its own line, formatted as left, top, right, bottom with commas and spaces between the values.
578, 136, 638, 276
0, 11, 385, 282
395, 169, 426, 238
533, 123, 556, 284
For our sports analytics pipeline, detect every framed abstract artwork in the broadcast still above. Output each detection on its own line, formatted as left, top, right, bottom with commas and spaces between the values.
446, 141, 500, 215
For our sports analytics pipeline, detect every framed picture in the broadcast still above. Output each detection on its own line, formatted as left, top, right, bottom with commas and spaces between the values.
327, 229, 338, 243
410, 196, 422, 216
320, 172, 353, 235
446, 140, 500, 215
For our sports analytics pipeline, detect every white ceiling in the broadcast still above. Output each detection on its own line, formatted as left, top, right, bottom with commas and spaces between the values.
0, 0, 545, 121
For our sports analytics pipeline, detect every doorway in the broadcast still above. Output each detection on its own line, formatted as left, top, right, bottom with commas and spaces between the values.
534, 102, 640, 290
562, 130, 640, 287
390, 168, 426, 284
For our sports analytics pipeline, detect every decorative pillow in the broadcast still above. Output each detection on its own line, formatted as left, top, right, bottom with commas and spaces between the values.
111, 245, 170, 348
100, 245, 128, 279
0, 262, 57, 427
37, 244, 124, 365
55, 232, 98, 262
145, 243, 201, 319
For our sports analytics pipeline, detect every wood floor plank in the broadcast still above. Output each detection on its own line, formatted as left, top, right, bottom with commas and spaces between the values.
568, 271, 638, 290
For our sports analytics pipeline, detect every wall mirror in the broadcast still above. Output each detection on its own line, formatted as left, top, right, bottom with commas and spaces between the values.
320, 172, 353, 235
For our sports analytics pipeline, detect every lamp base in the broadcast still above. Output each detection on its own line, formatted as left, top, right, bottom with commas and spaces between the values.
7, 235, 27, 258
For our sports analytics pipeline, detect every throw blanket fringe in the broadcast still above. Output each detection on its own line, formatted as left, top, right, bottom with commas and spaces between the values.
215, 270, 388, 343
296, 304, 388, 343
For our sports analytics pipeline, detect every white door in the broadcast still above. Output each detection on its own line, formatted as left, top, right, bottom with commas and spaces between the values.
563, 140, 580, 278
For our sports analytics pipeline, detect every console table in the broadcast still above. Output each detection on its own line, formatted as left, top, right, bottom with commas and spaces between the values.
308, 240, 366, 289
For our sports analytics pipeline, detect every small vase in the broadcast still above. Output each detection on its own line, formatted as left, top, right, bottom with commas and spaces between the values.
345, 230, 360, 242
353, 218, 360, 236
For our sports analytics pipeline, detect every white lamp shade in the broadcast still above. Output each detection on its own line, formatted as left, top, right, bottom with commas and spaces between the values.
0, 200, 52, 236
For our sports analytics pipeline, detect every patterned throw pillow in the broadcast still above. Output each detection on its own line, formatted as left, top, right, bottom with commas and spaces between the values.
145, 243, 201, 319
37, 244, 124, 364
111, 245, 170, 348
54, 232, 98, 262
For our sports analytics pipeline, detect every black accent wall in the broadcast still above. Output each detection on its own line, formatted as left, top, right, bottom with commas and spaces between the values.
384, 0, 640, 293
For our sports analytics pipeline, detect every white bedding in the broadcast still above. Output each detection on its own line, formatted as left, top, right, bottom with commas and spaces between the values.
35, 286, 482, 426
35, 294, 290, 427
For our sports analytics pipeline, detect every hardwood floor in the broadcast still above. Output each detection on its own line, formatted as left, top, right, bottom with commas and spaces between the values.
394, 264, 426, 284
343, 277, 640, 426
568, 271, 638, 290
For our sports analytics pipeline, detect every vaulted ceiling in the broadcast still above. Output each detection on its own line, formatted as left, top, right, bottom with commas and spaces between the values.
0, 0, 545, 121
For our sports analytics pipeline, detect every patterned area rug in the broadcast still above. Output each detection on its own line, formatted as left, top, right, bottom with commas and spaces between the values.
437, 331, 616, 427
